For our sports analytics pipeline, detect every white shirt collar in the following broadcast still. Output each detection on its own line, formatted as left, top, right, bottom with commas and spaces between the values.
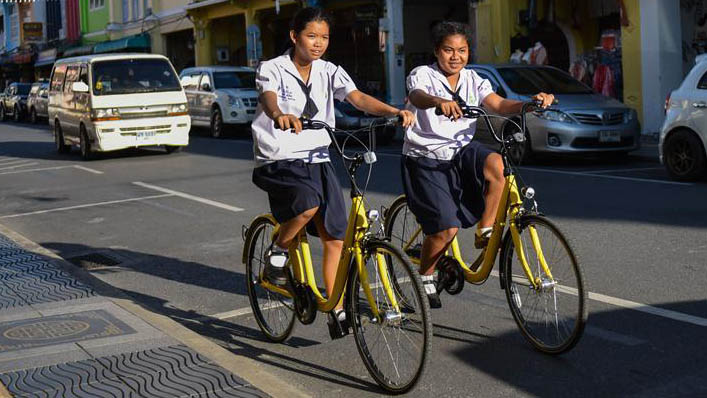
430, 63, 467, 93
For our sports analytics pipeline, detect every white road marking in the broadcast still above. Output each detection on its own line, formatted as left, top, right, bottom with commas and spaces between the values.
589, 166, 665, 174
584, 325, 647, 346
133, 181, 244, 212
0, 194, 173, 219
73, 165, 104, 174
493, 271, 707, 327
518, 167, 693, 186
0, 158, 26, 165
0, 162, 38, 171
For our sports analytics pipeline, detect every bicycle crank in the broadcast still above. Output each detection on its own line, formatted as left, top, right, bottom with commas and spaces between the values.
292, 282, 317, 325
436, 256, 465, 295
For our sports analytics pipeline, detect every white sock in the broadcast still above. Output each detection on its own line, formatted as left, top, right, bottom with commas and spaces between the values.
477, 227, 493, 238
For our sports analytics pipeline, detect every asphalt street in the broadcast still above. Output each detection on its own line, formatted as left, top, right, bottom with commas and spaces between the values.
1, 121, 706, 397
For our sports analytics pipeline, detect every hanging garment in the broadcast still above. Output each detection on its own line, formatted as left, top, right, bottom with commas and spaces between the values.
593, 64, 615, 98
530, 42, 548, 65
569, 60, 588, 84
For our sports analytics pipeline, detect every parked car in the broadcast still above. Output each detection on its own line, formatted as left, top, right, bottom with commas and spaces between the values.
468, 64, 640, 164
179, 66, 258, 138
49, 53, 190, 160
334, 100, 397, 146
660, 59, 707, 181
27, 81, 50, 124
0, 82, 31, 122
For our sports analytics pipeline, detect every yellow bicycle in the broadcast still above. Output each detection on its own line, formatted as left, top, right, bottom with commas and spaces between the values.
242, 118, 431, 393
384, 101, 587, 354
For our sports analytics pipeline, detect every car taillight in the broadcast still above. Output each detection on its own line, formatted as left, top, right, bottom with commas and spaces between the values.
664, 93, 671, 114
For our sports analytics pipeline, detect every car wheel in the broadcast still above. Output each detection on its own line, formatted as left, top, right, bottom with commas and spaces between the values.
80, 125, 94, 161
13, 106, 21, 122
210, 107, 223, 138
0, 105, 7, 122
55, 121, 71, 154
164, 145, 182, 154
663, 129, 706, 181
504, 121, 533, 165
30, 108, 37, 124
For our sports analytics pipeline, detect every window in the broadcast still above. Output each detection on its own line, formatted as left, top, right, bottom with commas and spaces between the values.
132, 0, 139, 20
200, 73, 211, 91
16, 84, 31, 96
90, 0, 105, 11
92, 58, 181, 95
64, 66, 79, 93
50, 64, 67, 92
79, 66, 89, 85
122, 0, 129, 22
698, 72, 707, 90
497, 67, 593, 95
213, 72, 256, 89
181, 73, 201, 90
9, 5, 18, 43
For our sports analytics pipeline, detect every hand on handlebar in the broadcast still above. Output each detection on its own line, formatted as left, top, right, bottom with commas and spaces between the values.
274, 113, 303, 133
397, 109, 415, 128
529, 93, 557, 111
435, 100, 464, 121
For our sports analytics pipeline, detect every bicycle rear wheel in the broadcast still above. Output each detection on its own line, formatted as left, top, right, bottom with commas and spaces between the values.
501, 215, 587, 354
244, 216, 296, 342
348, 240, 431, 394
385, 196, 423, 262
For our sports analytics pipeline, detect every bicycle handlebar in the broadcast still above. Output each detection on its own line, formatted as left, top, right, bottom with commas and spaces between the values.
434, 98, 558, 146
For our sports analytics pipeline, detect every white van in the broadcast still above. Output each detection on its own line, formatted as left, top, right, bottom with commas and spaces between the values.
48, 53, 190, 160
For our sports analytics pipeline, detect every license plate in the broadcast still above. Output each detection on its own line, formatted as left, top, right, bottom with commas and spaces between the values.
598, 130, 621, 143
137, 131, 156, 141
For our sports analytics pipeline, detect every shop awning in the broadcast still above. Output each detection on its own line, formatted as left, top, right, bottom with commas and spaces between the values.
35, 48, 57, 68
93, 34, 151, 54
63, 44, 94, 57
185, 0, 228, 11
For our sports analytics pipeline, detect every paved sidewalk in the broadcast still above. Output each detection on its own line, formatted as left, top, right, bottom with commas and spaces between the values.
0, 228, 276, 398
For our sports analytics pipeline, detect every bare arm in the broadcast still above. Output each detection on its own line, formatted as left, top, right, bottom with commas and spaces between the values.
259, 91, 303, 133
408, 89, 464, 120
482, 92, 555, 114
346, 90, 414, 127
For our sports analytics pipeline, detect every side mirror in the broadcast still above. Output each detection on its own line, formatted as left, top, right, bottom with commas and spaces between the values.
180, 76, 193, 88
201, 83, 211, 92
72, 81, 89, 93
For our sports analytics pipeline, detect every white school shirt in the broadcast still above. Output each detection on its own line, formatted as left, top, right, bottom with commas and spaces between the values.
251, 50, 358, 166
403, 64, 494, 160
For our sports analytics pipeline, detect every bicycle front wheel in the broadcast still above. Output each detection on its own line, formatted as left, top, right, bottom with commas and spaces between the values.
501, 215, 587, 354
244, 216, 296, 342
348, 241, 431, 394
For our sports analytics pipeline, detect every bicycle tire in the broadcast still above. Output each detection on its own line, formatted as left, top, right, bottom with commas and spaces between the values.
500, 215, 587, 354
384, 196, 423, 307
348, 240, 431, 394
244, 216, 296, 343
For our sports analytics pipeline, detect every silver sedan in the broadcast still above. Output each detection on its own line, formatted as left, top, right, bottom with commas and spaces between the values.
469, 64, 641, 164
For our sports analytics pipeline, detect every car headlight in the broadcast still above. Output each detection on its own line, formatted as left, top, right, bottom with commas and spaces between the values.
91, 108, 121, 121
228, 95, 241, 108
168, 103, 188, 115
624, 109, 637, 123
535, 110, 574, 123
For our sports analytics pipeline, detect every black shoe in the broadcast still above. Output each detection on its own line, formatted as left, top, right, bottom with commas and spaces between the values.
263, 245, 289, 286
327, 309, 349, 340
421, 277, 441, 308
426, 292, 442, 309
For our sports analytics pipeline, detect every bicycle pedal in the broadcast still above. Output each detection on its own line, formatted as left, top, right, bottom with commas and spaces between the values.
327, 315, 350, 340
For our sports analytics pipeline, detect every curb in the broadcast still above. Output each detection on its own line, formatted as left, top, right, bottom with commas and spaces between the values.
0, 222, 310, 398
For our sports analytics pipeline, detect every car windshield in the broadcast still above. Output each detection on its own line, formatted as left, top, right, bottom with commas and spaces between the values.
16, 85, 31, 95
213, 71, 256, 89
92, 58, 181, 95
497, 67, 593, 95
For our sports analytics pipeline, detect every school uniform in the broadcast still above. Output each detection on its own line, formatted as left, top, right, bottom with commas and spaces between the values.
251, 50, 358, 240
402, 64, 496, 235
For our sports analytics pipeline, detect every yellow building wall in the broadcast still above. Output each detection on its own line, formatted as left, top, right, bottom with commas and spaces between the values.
620, 0, 642, 124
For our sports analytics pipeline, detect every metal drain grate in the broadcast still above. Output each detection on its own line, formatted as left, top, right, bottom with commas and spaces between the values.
68, 253, 122, 270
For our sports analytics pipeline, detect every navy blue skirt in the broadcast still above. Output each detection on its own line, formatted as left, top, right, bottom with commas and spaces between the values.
401, 141, 495, 235
252, 160, 347, 240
